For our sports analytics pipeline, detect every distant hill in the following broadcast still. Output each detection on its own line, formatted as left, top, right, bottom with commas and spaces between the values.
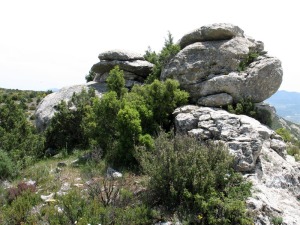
266, 90, 300, 124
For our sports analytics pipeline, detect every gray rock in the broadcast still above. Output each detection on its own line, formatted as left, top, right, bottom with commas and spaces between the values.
91, 49, 154, 87
174, 105, 286, 172
162, 24, 282, 107
198, 93, 233, 106
178, 23, 245, 49
247, 146, 300, 225
98, 49, 145, 61
107, 167, 122, 179
35, 82, 106, 131
92, 59, 153, 79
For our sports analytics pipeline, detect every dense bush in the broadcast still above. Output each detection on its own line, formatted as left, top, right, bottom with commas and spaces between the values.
0, 98, 45, 164
144, 32, 181, 83
0, 149, 15, 180
137, 132, 252, 224
1, 186, 40, 224
45, 88, 96, 151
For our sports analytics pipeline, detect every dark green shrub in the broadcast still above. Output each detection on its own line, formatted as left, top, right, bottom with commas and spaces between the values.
106, 65, 127, 99
0, 149, 15, 180
227, 98, 256, 117
145, 32, 181, 83
85, 70, 96, 82
45, 88, 95, 152
137, 132, 252, 224
0, 98, 45, 162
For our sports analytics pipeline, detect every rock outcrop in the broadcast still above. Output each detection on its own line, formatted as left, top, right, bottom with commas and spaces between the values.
162, 23, 282, 106
35, 82, 106, 131
174, 105, 300, 224
91, 49, 153, 88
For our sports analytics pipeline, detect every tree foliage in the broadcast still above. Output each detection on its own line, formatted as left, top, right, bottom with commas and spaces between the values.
0, 97, 44, 164
144, 32, 181, 83
45, 88, 96, 151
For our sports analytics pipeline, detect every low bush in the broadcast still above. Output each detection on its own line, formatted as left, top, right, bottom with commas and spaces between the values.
137, 132, 252, 224
238, 52, 259, 72
1, 188, 40, 224
0, 149, 15, 180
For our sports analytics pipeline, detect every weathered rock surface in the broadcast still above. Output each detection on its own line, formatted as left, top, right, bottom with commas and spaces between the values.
162, 24, 282, 106
174, 105, 300, 224
35, 82, 106, 131
91, 49, 153, 87
174, 105, 283, 172
98, 49, 144, 61
178, 23, 245, 49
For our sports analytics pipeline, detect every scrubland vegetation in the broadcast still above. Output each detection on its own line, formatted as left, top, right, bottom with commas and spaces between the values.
0, 35, 266, 224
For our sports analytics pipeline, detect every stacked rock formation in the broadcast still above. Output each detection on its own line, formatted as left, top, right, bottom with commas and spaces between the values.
91, 50, 153, 88
161, 23, 283, 107
35, 50, 153, 131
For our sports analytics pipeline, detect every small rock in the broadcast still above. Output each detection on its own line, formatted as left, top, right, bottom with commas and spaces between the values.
41, 193, 55, 202
107, 167, 123, 178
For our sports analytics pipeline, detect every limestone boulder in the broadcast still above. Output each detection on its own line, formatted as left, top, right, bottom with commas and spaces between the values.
178, 23, 245, 49
35, 82, 106, 131
162, 24, 282, 106
173, 105, 286, 172
98, 49, 144, 61
91, 49, 153, 87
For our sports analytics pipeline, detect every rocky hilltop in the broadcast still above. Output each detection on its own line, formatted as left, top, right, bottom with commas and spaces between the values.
34, 23, 300, 224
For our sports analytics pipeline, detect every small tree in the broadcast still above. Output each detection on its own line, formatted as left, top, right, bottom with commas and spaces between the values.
145, 32, 181, 83
106, 66, 127, 99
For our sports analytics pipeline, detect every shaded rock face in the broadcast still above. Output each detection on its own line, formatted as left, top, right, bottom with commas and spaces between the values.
35, 82, 106, 131
174, 105, 300, 224
162, 23, 282, 106
91, 49, 153, 88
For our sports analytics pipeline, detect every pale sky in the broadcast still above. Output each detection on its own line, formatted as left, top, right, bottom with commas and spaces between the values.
0, 0, 299, 92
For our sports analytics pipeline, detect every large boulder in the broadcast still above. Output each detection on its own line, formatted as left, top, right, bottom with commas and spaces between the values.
91, 49, 153, 88
162, 24, 282, 107
174, 105, 300, 224
178, 23, 245, 49
35, 82, 106, 131
173, 105, 285, 172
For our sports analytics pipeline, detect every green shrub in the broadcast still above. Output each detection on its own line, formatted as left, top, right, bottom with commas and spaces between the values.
137, 132, 252, 224
271, 216, 283, 225
85, 70, 96, 82
107, 65, 127, 99
0, 149, 15, 180
0, 98, 44, 163
227, 98, 256, 117
238, 52, 259, 72
1, 189, 40, 224
286, 144, 300, 161
145, 32, 181, 83
276, 128, 292, 142
45, 88, 95, 152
